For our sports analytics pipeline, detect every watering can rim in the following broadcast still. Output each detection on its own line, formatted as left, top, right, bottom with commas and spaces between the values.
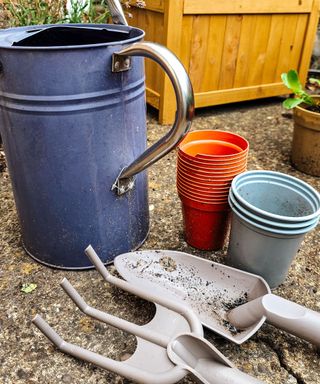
0, 23, 145, 51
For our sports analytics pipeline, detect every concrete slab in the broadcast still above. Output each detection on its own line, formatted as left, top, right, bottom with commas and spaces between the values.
0, 99, 319, 384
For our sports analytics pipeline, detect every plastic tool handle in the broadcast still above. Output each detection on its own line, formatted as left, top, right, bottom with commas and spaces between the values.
228, 293, 320, 346
168, 333, 265, 384
189, 365, 265, 384
112, 41, 194, 193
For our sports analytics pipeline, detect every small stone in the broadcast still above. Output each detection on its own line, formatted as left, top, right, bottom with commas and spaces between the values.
119, 352, 132, 361
61, 373, 73, 383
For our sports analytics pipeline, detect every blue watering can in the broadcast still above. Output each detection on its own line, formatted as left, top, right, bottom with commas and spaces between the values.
0, 0, 194, 268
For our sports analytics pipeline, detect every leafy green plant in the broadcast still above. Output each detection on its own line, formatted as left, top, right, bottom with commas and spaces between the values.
66, 0, 111, 24
1, 0, 144, 27
66, 0, 89, 23
1, 0, 66, 26
281, 69, 320, 110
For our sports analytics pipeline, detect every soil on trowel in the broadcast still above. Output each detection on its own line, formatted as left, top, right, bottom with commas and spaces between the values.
122, 254, 249, 336
159, 256, 177, 272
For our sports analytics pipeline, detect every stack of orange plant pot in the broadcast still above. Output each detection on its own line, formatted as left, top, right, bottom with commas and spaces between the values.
177, 130, 249, 250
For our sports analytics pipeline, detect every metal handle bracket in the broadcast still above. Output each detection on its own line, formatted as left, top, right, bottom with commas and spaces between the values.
111, 168, 135, 195
112, 54, 132, 72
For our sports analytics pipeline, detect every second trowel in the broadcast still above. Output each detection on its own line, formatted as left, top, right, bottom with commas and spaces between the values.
114, 250, 320, 345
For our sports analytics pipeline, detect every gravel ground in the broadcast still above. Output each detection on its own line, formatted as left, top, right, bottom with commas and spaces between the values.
0, 98, 319, 384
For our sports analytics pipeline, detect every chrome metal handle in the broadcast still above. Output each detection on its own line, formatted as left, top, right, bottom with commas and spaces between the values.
106, 0, 128, 25
112, 41, 194, 195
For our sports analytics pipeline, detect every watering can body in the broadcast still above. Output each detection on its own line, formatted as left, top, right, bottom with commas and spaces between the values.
0, 24, 193, 268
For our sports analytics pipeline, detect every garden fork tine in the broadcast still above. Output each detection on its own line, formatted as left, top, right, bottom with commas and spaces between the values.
84, 245, 203, 336
33, 246, 265, 384
60, 277, 169, 348
32, 314, 186, 384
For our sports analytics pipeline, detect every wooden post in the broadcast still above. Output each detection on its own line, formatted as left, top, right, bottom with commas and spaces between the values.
159, 0, 184, 124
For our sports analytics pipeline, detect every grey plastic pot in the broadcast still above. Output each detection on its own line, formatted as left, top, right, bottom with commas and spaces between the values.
231, 170, 320, 223
228, 190, 319, 230
227, 201, 318, 288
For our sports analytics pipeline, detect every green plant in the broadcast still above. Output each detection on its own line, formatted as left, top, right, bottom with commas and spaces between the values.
281, 69, 320, 110
1, 0, 144, 27
1, 0, 66, 26
66, 0, 89, 23
66, 0, 111, 24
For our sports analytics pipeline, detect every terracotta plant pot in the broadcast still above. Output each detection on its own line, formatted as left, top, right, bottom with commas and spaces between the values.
292, 95, 320, 176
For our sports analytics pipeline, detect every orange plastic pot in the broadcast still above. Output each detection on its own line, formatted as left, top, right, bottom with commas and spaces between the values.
179, 130, 249, 161
195, 148, 248, 161
177, 167, 242, 184
177, 173, 231, 192
179, 129, 249, 150
181, 139, 242, 156
177, 188, 229, 204
177, 156, 247, 174
179, 193, 231, 250
178, 148, 248, 167
178, 193, 230, 210
177, 178, 231, 192
177, 183, 230, 201
177, 161, 247, 179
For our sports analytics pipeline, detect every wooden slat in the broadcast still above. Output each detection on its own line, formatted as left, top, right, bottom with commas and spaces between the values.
159, 0, 184, 124
129, 0, 164, 13
246, 15, 272, 86
201, 15, 227, 91
194, 83, 290, 107
129, 8, 164, 95
146, 88, 160, 109
290, 15, 309, 70
218, 15, 242, 90
233, 15, 257, 88
261, 15, 286, 84
188, 15, 211, 92
179, 16, 194, 72
184, 0, 314, 15
274, 15, 299, 80
149, 11, 165, 94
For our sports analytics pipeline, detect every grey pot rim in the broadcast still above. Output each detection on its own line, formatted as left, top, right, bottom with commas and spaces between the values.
228, 190, 319, 229
231, 170, 320, 223
229, 199, 318, 238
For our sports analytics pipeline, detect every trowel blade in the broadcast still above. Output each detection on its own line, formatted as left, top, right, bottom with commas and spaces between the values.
114, 250, 270, 344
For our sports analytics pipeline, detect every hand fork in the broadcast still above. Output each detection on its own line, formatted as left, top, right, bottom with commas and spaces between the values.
33, 245, 264, 384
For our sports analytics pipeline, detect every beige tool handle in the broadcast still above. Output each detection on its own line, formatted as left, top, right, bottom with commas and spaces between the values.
228, 293, 320, 346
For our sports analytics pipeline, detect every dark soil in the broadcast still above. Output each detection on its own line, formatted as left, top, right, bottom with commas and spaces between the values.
305, 104, 320, 113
